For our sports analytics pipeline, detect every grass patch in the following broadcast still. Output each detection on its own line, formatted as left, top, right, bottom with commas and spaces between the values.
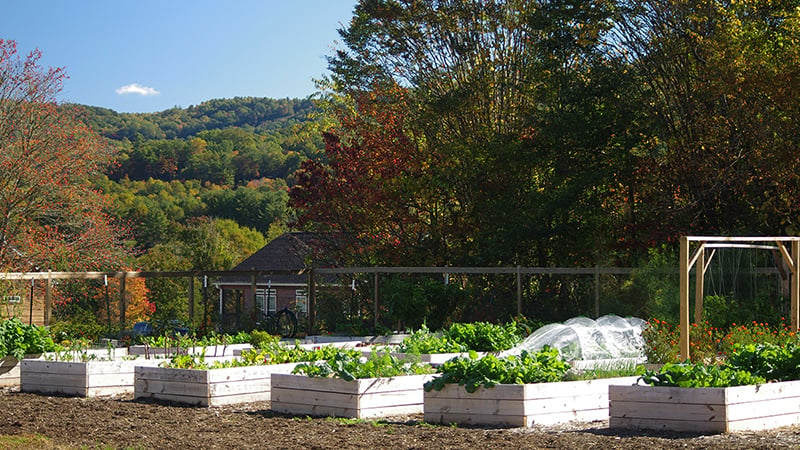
0, 434, 56, 449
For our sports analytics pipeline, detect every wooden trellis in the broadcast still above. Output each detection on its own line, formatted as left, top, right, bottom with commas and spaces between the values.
679, 236, 800, 360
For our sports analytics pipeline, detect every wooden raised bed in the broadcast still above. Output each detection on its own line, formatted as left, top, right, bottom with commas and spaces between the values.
610, 380, 800, 433
271, 373, 434, 419
424, 376, 639, 427
134, 362, 299, 407
21, 358, 161, 397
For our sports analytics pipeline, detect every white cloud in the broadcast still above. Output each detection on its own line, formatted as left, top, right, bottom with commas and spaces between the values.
115, 83, 160, 96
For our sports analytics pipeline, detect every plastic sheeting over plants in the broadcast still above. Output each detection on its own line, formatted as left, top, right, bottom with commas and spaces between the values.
501, 315, 646, 361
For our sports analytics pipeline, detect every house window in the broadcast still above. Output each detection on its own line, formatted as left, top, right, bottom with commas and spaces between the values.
295, 289, 307, 313
255, 288, 276, 314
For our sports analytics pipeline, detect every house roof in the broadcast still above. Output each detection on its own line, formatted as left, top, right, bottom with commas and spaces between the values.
215, 232, 318, 287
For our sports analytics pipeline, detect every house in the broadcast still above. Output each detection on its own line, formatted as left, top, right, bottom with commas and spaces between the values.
214, 232, 321, 325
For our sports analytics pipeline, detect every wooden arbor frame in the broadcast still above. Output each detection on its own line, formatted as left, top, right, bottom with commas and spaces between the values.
679, 236, 800, 360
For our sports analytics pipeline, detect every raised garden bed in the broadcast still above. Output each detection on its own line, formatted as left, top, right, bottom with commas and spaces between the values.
21, 358, 162, 397
424, 376, 639, 427
134, 362, 299, 406
271, 373, 434, 419
609, 380, 800, 433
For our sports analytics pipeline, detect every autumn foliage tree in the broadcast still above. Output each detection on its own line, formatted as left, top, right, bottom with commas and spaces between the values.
0, 40, 127, 271
613, 0, 800, 239
290, 85, 451, 265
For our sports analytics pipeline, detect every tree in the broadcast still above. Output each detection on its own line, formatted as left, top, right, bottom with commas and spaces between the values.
180, 217, 266, 270
296, 0, 626, 266
0, 40, 127, 271
613, 0, 800, 239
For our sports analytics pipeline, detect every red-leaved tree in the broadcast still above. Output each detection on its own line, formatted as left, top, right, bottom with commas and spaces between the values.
289, 84, 442, 265
0, 40, 127, 271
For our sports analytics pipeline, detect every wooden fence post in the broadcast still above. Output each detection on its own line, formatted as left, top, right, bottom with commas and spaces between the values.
307, 269, 316, 333
516, 266, 522, 315
373, 272, 379, 330
44, 271, 52, 326
594, 266, 600, 318
119, 274, 126, 330
188, 276, 195, 326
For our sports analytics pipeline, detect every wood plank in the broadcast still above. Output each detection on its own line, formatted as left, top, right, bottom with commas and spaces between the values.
205, 363, 298, 383
609, 385, 727, 404
207, 391, 271, 407
426, 383, 526, 401
135, 379, 210, 398
727, 412, 800, 431
725, 396, 800, 421
725, 380, 800, 403
271, 373, 360, 394
610, 400, 725, 422
424, 411, 529, 427
271, 400, 358, 418
425, 396, 526, 416
357, 389, 423, 409
270, 387, 358, 409
135, 390, 210, 407
522, 377, 638, 399
610, 416, 728, 433
208, 379, 272, 397
526, 392, 609, 413
22, 360, 88, 376
135, 366, 211, 384
21, 382, 87, 397
86, 372, 134, 388
271, 373, 431, 395
86, 385, 132, 397
357, 403, 424, 419
21, 372, 87, 387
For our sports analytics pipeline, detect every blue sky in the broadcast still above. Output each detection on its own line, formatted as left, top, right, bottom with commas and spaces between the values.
2, 1, 357, 113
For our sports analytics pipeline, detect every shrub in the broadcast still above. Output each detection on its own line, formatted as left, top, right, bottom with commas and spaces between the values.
0, 318, 58, 360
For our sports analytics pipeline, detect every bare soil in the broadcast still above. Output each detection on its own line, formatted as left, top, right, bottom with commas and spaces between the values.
1, 388, 800, 449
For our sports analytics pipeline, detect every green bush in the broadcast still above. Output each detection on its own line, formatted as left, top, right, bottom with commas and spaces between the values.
0, 318, 58, 360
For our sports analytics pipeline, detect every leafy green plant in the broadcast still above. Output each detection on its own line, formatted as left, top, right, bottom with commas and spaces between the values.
726, 342, 800, 382
0, 318, 58, 360
444, 321, 523, 352
397, 325, 467, 354
398, 321, 526, 355
163, 353, 207, 369
293, 349, 434, 381
424, 347, 570, 393
640, 362, 765, 388
249, 330, 279, 349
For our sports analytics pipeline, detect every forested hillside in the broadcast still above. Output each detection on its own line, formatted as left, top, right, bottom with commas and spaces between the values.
79, 97, 325, 257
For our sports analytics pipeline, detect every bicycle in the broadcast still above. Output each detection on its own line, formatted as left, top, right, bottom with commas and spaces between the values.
256, 308, 298, 338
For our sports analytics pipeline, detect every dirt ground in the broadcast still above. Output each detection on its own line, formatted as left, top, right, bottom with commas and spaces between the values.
2, 388, 800, 449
